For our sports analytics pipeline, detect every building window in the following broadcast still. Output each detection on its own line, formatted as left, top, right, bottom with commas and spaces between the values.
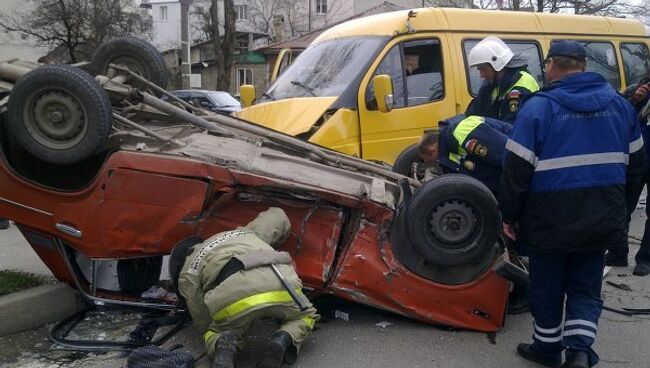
160, 6, 168, 21
316, 0, 327, 14
235, 38, 249, 55
236, 5, 249, 20
237, 68, 253, 88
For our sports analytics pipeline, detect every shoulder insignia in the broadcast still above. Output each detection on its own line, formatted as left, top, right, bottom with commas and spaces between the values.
473, 143, 488, 157
509, 98, 519, 112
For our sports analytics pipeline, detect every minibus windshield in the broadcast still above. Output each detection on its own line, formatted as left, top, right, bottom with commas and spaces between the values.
262, 37, 386, 101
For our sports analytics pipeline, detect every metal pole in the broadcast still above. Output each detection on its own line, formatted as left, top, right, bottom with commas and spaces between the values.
180, 0, 192, 89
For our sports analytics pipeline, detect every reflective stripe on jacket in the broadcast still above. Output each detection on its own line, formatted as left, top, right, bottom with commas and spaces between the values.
438, 114, 511, 193
466, 69, 539, 123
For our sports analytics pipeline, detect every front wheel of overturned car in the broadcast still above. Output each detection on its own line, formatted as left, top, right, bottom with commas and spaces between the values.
406, 174, 500, 267
6, 65, 112, 165
89, 36, 168, 90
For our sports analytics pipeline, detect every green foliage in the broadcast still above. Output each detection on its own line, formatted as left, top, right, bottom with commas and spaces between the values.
0, 270, 49, 296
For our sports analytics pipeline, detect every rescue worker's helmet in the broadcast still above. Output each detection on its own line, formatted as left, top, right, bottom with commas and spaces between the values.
169, 236, 203, 296
468, 36, 514, 72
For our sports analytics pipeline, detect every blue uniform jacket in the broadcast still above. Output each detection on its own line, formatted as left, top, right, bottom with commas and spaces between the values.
438, 114, 512, 193
499, 72, 646, 253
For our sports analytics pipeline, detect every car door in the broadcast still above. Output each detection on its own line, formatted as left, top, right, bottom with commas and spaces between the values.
357, 34, 457, 165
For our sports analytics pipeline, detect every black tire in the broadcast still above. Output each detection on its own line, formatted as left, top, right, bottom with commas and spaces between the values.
393, 144, 420, 176
6, 65, 112, 165
89, 36, 168, 89
118, 257, 163, 294
406, 174, 500, 267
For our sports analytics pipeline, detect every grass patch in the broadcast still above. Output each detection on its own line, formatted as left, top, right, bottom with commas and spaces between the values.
0, 270, 49, 296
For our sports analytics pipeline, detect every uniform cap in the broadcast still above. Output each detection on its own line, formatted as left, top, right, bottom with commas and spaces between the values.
547, 41, 587, 60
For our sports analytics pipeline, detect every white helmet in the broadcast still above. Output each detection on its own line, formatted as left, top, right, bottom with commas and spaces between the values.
468, 36, 514, 72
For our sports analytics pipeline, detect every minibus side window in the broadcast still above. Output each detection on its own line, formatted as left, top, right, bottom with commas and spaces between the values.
366, 38, 444, 109
621, 43, 650, 87
463, 40, 543, 97
556, 40, 620, 89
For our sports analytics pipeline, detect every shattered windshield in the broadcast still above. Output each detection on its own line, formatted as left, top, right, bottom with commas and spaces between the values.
262, 37, 386, 101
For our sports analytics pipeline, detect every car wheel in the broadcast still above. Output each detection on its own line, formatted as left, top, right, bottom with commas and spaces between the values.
6, 65, 112, 165
406, 174, 500, 267
89, 36, 168, 90
117, 257, 163, 294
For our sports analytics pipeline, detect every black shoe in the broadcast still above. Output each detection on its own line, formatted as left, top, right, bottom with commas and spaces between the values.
516, 343, 561, 368
561, 351, 589, 368
212, 332, 238, 368
633, 263, 650, 276
0, 219, 9, 230
256, 331, 295, 368
604, 253, 628, 267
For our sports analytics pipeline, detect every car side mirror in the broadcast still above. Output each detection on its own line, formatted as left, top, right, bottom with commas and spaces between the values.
240, 85, 256, 108
373, 74, 394, 113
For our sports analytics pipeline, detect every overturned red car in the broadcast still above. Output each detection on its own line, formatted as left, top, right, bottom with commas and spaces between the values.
0, 37, 517, 333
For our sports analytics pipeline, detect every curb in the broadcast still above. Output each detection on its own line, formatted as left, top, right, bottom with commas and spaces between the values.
0, 282, 86, 337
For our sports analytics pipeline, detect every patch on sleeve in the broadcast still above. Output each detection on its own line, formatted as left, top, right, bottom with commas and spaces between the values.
473, 143, 488, 157
508, 89, 521, 112
464, 139, 478, 153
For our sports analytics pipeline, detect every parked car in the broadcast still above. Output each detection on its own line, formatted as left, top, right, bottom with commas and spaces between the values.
0, 37, 523, 333
167, 89, 241, 114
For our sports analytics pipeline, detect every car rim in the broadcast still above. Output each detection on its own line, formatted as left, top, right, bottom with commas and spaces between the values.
107, 55, 148, 81
24, 89, 87, 150
429, 199, 478, 246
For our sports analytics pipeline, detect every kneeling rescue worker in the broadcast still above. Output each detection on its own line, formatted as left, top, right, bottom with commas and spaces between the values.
170, 207, 319, 368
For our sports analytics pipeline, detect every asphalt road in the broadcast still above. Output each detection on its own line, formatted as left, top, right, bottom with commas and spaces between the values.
0, 210, 649, 368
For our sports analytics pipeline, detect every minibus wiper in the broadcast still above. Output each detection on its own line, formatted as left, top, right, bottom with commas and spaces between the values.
290, 80, 316, 96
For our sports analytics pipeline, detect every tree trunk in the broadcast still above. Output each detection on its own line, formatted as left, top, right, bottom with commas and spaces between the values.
210, 0, 236, 92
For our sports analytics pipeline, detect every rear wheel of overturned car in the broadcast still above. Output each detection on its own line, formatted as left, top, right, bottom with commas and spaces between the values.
406, 174, 500, 267
89, 36, 168, 90
6, 65, 112, 165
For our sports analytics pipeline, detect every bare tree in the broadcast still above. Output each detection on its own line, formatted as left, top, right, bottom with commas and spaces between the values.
0, 0, 140, 63
209, 0, 237, 91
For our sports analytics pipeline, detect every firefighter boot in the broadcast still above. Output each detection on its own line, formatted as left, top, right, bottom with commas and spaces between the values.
212, 332, 238, 368
256, 331, 295, 368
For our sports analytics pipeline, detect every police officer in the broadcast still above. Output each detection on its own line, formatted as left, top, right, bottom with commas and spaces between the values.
466, 36, 540, 123
604, 75, 650, 276
417, 114, 511, 194
499, 41, 646, 368
170, 207, 319, 368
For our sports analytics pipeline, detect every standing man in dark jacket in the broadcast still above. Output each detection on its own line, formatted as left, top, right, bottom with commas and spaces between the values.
604, 75, 650, 276
499, 41, 646, 368
466, 36, 540, 123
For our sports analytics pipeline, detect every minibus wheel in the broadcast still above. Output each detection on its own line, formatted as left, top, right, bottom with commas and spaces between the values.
6, 65, 112, 165
393, 144, 425, 179
89, 36, 168, 90
406, 174, 500, 267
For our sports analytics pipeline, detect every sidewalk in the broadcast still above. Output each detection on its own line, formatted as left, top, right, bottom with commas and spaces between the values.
0, 223, 51, 276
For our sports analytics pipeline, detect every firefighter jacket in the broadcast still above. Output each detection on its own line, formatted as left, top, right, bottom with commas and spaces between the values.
177, 208, 314, 334
466, 68, 539, 123
499, 72, 647, 253
438, 114, 512, 193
